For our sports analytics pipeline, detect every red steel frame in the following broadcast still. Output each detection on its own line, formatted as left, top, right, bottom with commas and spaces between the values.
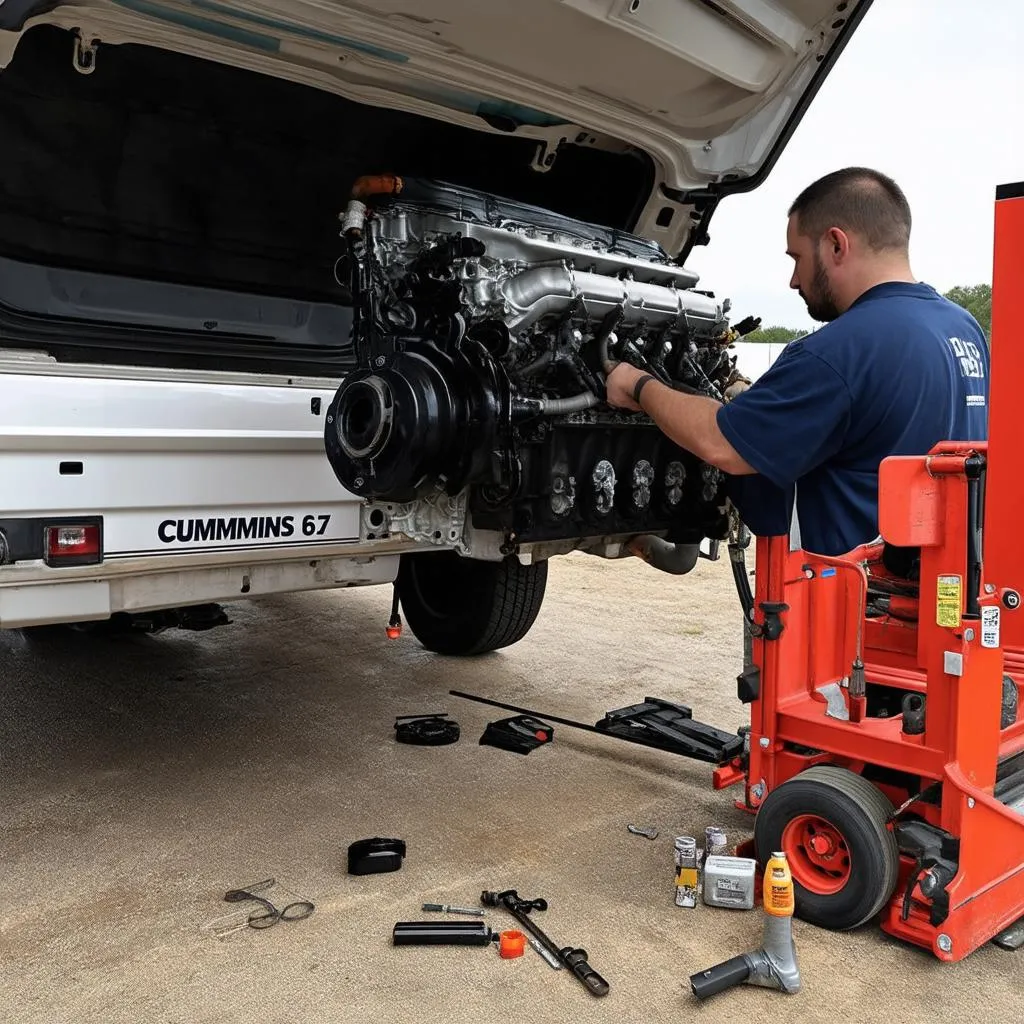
714, 182, 1024, 962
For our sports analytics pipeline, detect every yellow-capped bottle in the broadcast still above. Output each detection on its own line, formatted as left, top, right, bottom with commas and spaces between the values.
763, 850, 794, 917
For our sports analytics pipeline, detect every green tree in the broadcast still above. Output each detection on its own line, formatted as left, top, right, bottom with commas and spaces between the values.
943, 283, 991, 340
742, 325, 808, 344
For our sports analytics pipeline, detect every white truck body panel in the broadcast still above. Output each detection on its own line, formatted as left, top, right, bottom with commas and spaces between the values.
0, 357, 414, 627
1, 0, 867, 258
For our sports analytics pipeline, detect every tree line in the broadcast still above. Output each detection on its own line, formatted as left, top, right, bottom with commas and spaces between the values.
742, 284, 992, 344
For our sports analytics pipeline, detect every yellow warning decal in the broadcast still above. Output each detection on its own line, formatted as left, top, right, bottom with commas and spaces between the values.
936, 575, 962, 628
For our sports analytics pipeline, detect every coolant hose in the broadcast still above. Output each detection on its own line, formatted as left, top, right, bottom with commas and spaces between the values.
628, 536, 701, 575
536, 392, 600, 414
519, 349, 555, 378
595, 304, 626, 375
599, 333, 616, 376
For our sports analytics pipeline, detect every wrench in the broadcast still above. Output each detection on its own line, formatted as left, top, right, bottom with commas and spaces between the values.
627, 824, 659, 840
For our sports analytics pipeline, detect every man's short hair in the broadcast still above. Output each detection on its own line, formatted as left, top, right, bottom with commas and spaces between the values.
788, 167, 912, 252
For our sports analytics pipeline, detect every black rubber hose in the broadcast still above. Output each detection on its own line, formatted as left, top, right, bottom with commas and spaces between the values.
729, 541, 754, 623
518, 348, 554, 377
690, 954, 752, 999
595, 305, 626, 375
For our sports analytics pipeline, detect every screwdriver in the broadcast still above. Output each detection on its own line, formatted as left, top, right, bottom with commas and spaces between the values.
422, 903, 485, 916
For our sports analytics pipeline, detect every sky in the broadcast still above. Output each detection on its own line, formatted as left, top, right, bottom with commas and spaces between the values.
683, 0, 1023, 331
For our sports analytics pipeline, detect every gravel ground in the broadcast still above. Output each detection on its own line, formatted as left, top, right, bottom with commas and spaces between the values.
0, 551, 1019, 1023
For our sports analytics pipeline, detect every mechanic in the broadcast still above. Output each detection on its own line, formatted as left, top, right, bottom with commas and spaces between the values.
605, 166, 990, 557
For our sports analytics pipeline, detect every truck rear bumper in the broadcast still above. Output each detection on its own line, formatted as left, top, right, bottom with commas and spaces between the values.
0, 551, 400, 628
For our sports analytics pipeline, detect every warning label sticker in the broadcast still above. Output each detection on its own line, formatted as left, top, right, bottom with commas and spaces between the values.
936, 575, 962, 628
981, 605, 1001, 649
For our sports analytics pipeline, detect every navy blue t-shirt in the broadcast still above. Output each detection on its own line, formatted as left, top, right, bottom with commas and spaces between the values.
717, 282, 989, 556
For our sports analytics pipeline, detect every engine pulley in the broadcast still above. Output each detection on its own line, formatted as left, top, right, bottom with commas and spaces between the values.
324, 341, 504, 502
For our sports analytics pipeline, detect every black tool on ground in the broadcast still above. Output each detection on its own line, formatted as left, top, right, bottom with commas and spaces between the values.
348, 837, 406, 875
689, 910, 801, 999
479, 714, 554, 755
392, 921, 495, 946
480, 889, 610, 997
394, 712, 460, 746
452, 691, 743, 765
223, 879, 315, 930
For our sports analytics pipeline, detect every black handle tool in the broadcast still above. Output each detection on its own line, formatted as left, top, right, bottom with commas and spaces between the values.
480, 889, 610, 997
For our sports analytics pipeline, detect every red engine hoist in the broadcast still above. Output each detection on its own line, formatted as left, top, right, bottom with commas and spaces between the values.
452, 181, 1024, 964
711, 179, 1024, 962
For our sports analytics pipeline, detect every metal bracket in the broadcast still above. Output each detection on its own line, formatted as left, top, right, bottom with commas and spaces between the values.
529, 128, 572, 174
737, 664, 760, 704
73, 31, 98, 75
531, 139, 557, 173
753, 601, 788, 641
362, 490, 467, 548
699, 538, 721, 561
818, 682, 850, 721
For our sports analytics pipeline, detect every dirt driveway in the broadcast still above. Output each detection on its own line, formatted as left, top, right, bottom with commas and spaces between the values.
0, 552, 1018, 1022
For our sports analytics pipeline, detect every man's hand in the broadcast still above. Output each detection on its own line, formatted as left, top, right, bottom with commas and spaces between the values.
724, 378, 751, 401
606, 362, 756, 476
605, 362, 648, 411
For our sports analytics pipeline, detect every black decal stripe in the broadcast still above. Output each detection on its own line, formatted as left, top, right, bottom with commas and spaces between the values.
105, 536, 360, 558
996, 181, 1024, 200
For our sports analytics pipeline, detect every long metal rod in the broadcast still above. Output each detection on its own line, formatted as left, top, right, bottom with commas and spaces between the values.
449, 689, 603, 736
965, 457, 984, 617
450, 689, 730, 764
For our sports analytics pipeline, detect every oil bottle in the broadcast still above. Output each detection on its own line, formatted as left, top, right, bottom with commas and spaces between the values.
763, 850, 795, 916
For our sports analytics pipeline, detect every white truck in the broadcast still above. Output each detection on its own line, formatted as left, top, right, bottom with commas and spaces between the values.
0, 0, 868, 652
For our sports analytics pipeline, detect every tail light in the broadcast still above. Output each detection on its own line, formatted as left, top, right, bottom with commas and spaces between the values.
44, 524, 102, 566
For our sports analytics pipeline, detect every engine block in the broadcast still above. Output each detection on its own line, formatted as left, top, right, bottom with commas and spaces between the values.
324, 177, 745, 553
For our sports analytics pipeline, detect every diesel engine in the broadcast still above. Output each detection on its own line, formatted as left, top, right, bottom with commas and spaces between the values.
323, 176, 750, 564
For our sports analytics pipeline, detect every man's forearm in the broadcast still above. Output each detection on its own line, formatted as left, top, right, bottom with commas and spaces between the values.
638, 380, 755, 475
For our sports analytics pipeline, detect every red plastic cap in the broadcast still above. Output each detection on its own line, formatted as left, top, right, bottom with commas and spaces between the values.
386, 625, 402, 640
498, 929, 526, 959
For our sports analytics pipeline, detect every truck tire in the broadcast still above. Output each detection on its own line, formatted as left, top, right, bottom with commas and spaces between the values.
396, 551, 547, 656
753, 765, 899, 931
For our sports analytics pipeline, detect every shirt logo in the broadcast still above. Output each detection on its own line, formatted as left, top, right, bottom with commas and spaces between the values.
948, 336, 986, 379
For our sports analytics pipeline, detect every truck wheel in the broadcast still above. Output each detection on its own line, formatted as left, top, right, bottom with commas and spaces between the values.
753, 765, 899, 931
396, 551, 547, 656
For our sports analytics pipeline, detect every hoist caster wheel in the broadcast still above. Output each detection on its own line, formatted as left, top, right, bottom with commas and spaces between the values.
753, 765, 900, 930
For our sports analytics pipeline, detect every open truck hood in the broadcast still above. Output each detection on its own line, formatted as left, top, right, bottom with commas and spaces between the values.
0, 0, 872, 257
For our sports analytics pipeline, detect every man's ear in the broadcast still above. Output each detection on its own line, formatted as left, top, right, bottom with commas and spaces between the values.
824, 227, 851, 264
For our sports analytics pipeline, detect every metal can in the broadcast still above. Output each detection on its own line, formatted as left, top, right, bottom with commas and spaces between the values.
674, 836, 698, 908
704, 826, 728, 859
702, 855, 757, 910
